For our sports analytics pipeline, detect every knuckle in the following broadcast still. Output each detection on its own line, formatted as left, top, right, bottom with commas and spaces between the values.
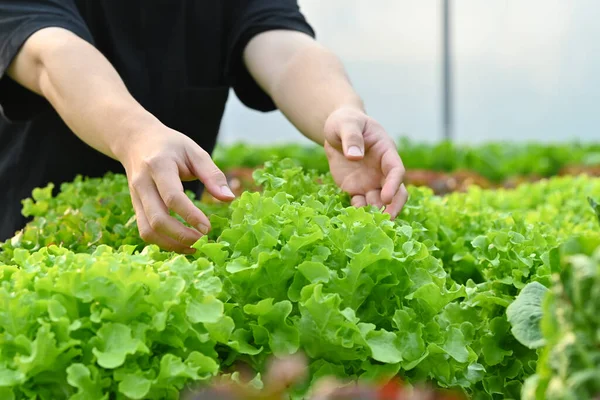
209, 168, 226, 181
196, 148, 210, 159
140, 157, 153, 170
130, 176, 145, 191
148, 214, 167, 230
342, 129, 362, 141
192, 147, 210, 162
398, 168, 406, 181
182, 211, 200, 226
138, 227, 154, 242
141, 155, 164, 170
176, 231, 193, 245
163, 192, 181, 209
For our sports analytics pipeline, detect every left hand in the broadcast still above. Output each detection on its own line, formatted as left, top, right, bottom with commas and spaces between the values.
324, 107, 408, 219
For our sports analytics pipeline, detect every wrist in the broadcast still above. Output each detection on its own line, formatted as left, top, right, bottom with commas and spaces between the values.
110, 105, 162, 163
329, 95, 366, 117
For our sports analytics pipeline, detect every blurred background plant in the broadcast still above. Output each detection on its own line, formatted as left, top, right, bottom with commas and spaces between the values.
219, 0, 600, 146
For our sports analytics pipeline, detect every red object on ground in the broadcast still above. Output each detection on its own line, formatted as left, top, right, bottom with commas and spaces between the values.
377, 378, 404, 399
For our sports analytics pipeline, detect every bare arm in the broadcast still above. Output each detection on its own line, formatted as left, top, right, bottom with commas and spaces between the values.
243, 30, 408, 218
7, 27, 234, 252
243, 30, 364, 146
7, 27, 152, 160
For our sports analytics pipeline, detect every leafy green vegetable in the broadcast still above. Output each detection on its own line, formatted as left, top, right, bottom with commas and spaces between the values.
2, 158, 600, 399
506, 282, 548, 349
520, 238, 600, 400
213, 139, 600, 182
588, 197, 600, 225
0, 246, 223, 399
0, 174, 229, 264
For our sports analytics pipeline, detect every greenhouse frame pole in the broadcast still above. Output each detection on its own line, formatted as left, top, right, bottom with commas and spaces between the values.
442, 0, 453, 141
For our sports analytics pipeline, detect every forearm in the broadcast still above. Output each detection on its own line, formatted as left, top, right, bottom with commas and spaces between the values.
6, 27, 156, 161
244, 31, 364, 145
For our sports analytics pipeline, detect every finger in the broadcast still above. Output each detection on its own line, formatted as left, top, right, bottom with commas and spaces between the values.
132, 174, 203, 247
131, 190, 195, 254
351, 195, 367, 208
324, 113, 366, 160
384, 184, 409, 220
340, 123, 365, 161
189, 148, 236, 202
365, 189, 383, 210
150, 158, 211, 234
380, 147, 405, 204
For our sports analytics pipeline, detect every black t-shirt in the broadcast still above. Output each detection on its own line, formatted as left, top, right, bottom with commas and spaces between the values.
0, 0, 314, 240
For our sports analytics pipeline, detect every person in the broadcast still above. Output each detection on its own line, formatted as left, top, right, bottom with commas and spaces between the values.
0, 0, 408, 253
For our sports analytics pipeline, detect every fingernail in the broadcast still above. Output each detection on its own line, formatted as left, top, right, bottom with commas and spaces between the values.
348, 146, 363, 157
184, 248, 196, 255
221, 185, 235, 198
197, 224, 209, 235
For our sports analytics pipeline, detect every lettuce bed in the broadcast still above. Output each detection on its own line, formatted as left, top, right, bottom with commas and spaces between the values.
213, 140, 600, 182
1, 159, 600, 399
509, 241, 600, 400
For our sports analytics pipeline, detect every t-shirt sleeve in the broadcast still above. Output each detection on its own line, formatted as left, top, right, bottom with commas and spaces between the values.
0, 0, 93, 122
226, 0, 316, 112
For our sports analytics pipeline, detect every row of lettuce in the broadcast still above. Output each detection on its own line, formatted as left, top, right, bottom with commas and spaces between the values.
213, 139, 600, 182
0, 160, 599, 399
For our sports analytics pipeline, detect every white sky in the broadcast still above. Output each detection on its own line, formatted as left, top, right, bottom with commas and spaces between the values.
219, 1, 600, 145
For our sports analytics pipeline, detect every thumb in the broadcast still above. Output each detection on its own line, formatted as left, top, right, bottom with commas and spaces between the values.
190, 148, 235, 202
324, 114, 366, 161
340, 123, 365, 161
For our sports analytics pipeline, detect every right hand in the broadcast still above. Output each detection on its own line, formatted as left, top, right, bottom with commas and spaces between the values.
119, 122, 235, 253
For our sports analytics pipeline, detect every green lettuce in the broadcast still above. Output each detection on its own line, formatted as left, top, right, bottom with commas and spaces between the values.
2, 159, 600, 399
